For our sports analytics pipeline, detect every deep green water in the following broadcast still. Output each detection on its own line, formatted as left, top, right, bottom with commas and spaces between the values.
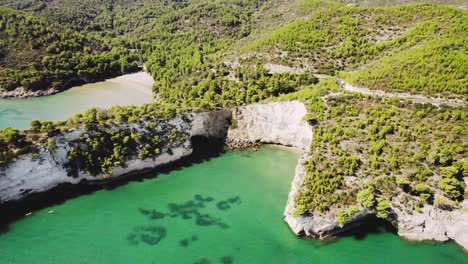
0, 72, 154, 130
0, 146, 465, 263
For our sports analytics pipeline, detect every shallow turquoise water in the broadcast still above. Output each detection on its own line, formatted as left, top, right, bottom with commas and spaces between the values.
0, 146, 465, 263
0, 72, 154, 130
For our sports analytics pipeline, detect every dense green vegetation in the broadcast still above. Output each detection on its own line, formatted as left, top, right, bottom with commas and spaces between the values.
0, 7, 139, 93
236, 4, 467, 98
291, 90, 467, 220
152, 63, 318, 110
138, 0, 276, 108
66, 124, 187, 177
345, 19, 467, 97
0, 0, 205, 33
0, 63, 316, 167
0, 1, 465, 99
0, 127, 30, 166
0, 103, 180, 167
0, 0, 268, 94
339, 0, 466, 7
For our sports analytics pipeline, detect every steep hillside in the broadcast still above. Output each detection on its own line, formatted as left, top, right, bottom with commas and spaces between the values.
0, 0, 270, 96
230, 4, 467, 99
0, 0, 264, 35
0, 0, 125, 31
293, 91, 467, 217
1, 1, 466, 98
0, 7, 139, 96
340, 0, 466, 8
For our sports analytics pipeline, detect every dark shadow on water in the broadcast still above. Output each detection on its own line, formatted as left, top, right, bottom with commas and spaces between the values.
134, 193, 241, 248
180, 239, 189, 247
0, 136, 225, 235
128, 225, 167, 246
287, 215, 398, 249
178, 235, 199, 248
192, 256, 233, 264
138, 194, 241, 230
217, 196, 241, 211
336, 215, 397, 241
193, 258, 210, 264
221, 256, 234, 264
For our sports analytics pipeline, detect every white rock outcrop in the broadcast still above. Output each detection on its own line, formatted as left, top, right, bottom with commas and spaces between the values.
228, 101, 312, 150
0, 110, 231, 204
0, 87, 58, 98
395, 201, 468, 250
283, 151, 468, 251
0, 100, 310, 204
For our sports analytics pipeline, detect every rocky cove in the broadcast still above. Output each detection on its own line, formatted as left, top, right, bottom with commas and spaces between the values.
0, 100, 467, 252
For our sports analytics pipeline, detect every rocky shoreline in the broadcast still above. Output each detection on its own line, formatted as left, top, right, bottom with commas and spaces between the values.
225, 138, 260, 150
0, 110, 231, 204
283, 152, 468, 252
0, 87, 59, 99
0, 101, 310, 204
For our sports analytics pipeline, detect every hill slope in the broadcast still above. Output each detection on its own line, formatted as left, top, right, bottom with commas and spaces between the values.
0, 7, 139, 95
0, 0, 269, 96
230, 4, 467, 99
0, 1, 466, 98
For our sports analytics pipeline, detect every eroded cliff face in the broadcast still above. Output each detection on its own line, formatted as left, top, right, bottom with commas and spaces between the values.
283, 154, 468, 251
0, 101, 311, 204
0, 110, 231, 204
394, 200, 468, 250
228, 101, 312, 150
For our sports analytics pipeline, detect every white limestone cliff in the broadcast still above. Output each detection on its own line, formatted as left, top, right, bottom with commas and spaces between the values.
283, 153, 468, 251
0, 110, 231, 204
228, 101, 312, 150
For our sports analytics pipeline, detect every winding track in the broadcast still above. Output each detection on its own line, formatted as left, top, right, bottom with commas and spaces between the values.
311, 73, 467, 107
265, 64, 466, 107
336, 79, 467, 107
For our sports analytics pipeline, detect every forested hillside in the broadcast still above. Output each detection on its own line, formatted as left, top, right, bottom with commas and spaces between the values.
0, 0, 465, 98
340, 0, 466, 8
232, 4, 467, 98
0, 0, 269, 94
0, 7, 139, 94
0, 0, 193, 34
0, 1, 466, 157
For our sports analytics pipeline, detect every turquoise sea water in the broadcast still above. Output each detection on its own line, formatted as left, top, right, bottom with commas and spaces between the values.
0, 146, 465, 263
0, 72, 154, 130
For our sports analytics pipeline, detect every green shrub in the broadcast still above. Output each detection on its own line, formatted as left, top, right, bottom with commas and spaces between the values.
357, 187, 376, 208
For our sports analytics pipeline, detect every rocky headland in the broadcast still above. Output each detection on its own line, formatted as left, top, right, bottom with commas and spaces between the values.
283, 152, 468, 251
